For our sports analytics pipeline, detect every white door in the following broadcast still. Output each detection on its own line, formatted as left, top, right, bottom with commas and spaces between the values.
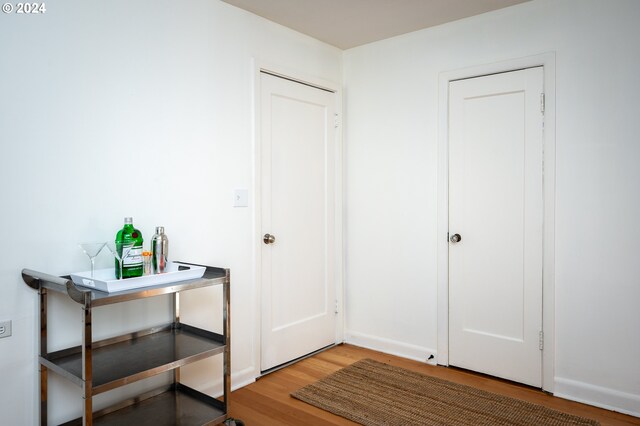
448, 67, 544, 387
260, 72, 337, 372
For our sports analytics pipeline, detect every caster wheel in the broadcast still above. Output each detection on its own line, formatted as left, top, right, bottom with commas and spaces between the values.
224, 418, 245, 426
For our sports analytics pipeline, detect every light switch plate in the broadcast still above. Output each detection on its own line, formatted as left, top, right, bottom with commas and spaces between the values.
0, 320, 11, 338
233, 189, 248, 207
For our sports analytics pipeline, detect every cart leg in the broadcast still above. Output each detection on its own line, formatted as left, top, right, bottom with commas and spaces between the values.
81, 301, 93, 426
174, 293, 181, 385
39, 288, 47, 426
223, 271, 231, 415
40, 365, 47, 426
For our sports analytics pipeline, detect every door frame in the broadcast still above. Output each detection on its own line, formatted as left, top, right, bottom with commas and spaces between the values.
437, 53, 556, 392
252, 59, 344, 379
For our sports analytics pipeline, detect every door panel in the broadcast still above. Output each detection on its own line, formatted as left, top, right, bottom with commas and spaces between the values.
260, 72, 336, 371
449, 67, 544, 387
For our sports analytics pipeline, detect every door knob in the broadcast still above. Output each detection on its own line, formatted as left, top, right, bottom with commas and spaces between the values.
263, 233, 276, 244
450, 233, 461, 243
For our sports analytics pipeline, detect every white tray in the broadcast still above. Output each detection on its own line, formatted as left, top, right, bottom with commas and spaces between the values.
70, 262, 206, 293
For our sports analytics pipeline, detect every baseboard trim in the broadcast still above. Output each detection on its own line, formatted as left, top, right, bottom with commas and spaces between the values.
345, 330, 437, 365
199, 366, 256, 397
231, 366, 258, 392
555, 377, 640, 418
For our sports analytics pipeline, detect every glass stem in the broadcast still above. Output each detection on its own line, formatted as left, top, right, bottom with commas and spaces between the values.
90, 258, 95, 278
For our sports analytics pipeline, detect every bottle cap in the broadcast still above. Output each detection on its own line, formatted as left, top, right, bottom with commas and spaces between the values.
156, 226, 164, 234
125, 217, 133, 224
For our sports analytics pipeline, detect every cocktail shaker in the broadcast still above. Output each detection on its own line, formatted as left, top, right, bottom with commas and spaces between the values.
151, 226, 169, 273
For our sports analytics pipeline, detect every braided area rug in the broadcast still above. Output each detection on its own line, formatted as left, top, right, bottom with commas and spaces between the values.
291, 359, 599, 425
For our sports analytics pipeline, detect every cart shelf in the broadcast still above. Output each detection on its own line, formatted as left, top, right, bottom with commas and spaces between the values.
41, 324, 225, 395
22, 263, 227, 307
60, 383, 226, 426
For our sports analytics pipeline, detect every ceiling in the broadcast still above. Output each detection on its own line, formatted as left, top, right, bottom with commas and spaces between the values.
221, 0, 531, 50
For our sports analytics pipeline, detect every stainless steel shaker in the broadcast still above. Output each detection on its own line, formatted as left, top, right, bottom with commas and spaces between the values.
151, 226, 169, 273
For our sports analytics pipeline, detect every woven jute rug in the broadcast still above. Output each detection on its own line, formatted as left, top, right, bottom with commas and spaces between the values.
291, 359, 599, 426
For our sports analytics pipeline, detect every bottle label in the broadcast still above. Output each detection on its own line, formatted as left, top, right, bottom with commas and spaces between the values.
123, 246, 143, 267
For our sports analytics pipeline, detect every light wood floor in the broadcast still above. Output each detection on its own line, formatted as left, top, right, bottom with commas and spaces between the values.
226, 344, 640, 426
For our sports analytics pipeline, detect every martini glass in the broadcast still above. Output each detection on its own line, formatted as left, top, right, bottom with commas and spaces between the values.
79, 242, 107, 278
106, 241, 134, 280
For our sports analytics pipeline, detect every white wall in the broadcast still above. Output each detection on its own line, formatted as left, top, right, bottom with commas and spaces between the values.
3, 0, 639, 422
0, 1, 341, 424
344, 0, 640, 416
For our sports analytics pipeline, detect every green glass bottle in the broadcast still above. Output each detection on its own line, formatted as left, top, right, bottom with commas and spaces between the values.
115, 217, 144, 279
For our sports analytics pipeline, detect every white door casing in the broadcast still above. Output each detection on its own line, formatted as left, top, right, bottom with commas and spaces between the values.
448, 67, 544, 387
260, 72, 337, 372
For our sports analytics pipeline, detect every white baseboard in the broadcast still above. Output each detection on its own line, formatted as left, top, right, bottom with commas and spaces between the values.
345, 330, 437, 365
555, 377, 640, 418
231, 366, 258, 391
200, 366, 257, 397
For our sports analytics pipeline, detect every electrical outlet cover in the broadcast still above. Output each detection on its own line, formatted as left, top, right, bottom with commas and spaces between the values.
0, 320, 11, 338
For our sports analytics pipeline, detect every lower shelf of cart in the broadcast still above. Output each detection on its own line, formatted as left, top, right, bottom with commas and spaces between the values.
60, 384, 226, 426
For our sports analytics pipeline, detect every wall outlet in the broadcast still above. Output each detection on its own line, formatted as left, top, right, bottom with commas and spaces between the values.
0, 320, 11, 338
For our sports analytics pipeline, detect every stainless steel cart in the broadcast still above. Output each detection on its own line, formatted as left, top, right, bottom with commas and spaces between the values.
22, 263, 231, 426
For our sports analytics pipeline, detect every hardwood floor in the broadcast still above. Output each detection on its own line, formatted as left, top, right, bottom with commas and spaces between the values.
226, 344, 640, 426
